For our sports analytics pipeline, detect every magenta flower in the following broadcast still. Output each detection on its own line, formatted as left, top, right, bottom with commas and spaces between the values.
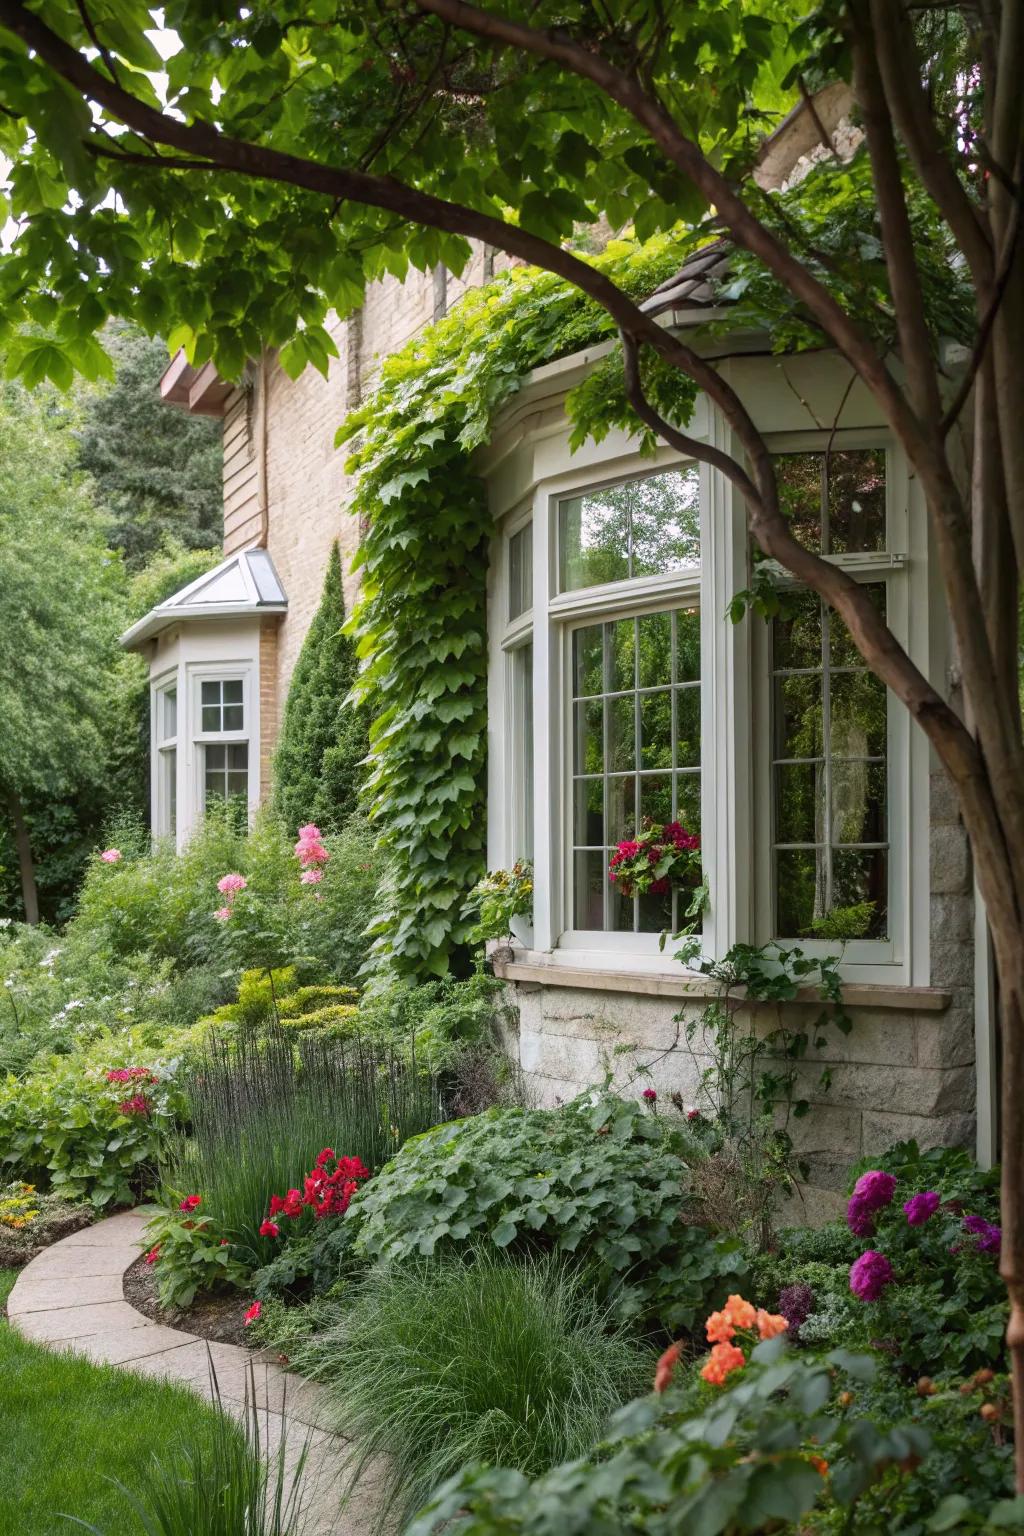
852, 1170, 897, 1211
849, 1250, 894, 1302
100, 848, 122, 864
641, 1088, 657, 1103
904, 1190, 941, 1227
963, 1213, 1002, 1254
217, 873, 247, 896
300, 868, 324, 885
213, 906, 233, 922
846, 1191, 877, 1238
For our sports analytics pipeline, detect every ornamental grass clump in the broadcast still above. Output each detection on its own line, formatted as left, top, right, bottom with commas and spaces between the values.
288, 1249, 652, 1532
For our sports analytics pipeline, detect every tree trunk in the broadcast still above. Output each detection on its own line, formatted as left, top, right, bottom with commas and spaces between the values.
7, 791, 39, 925
998, 947, 1024, 1491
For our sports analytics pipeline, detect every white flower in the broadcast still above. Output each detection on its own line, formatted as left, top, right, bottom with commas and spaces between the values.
0, 918, 11, 928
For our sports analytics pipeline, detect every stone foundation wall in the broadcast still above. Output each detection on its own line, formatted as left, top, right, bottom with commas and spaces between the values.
502, 980, 977, 1222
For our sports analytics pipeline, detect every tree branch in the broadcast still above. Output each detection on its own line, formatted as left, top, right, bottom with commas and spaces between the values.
941, 190, 1023, 436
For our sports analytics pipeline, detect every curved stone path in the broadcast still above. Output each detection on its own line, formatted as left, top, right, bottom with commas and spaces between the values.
6, 1208, 374, 1535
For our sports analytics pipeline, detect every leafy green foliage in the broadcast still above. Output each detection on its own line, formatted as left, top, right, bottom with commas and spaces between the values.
343, 234, 689, 977
74, 323, 223, 570
350, 1092, 744, 1329
273, 542, 368, 837
0, 1027, 190, 1206
409, 1338, 930, 1536
288, 1250, 653, 1532
144, 1195, 251, 1310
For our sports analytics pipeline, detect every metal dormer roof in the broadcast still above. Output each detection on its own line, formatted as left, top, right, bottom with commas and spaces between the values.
119, 547, 288, 651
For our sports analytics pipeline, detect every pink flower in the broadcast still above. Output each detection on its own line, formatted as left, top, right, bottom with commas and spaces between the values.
259, 1220, 280, 1238
300, 868, 324, 885
244, 1302, 262, 1326
118, 1094, 151, 1116
179, 1195, 201, 1214
100, 848, 122, 863
213, 906, 233, 922
904, 1191, 941, 1227
295, 839, 329, 866
217, 873, 247, 896
297, 824, 322, 841
849, 1250, 894, 1302
851, 1170, 897, 1211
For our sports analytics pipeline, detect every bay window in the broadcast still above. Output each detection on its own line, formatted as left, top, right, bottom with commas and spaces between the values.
488, 396, 929, 984
193, 672, 251, 816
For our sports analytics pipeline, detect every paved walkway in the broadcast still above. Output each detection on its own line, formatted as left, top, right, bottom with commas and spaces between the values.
6, 1208, 374, 1535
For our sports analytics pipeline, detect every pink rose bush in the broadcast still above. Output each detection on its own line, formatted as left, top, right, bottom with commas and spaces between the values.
99, 848, 122, 864
213, 872, 247, 921
294, 822, 330, 891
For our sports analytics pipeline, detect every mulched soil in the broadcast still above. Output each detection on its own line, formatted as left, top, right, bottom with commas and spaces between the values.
0, 1208, 93, 1270
123, 1253, 252, 1347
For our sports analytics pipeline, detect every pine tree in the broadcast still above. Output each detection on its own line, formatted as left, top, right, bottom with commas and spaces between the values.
273, 542, 368, 834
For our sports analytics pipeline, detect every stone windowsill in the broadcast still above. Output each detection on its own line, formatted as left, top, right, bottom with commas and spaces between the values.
490, 955, 952, 1013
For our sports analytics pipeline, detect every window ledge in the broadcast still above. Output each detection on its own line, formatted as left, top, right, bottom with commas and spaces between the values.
490, 953, 952, 1012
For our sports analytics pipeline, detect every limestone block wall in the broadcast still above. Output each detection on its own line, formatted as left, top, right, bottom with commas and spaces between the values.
502, 980, 976, 1221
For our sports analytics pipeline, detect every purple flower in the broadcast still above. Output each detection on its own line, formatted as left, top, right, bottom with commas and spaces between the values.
847, 1191, 877, 1238
963, 1213, 1002, 1255
850, 1250, 895, 1302
778, 1283, 815, 1340
852, 1170, 897, 1211
903, 1190, 941, 1227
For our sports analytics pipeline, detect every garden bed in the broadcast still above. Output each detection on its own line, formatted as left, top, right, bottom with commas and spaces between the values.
123, 1253, 252, 1347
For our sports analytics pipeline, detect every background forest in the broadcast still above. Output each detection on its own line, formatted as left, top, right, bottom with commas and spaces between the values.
0, 326, 223, 923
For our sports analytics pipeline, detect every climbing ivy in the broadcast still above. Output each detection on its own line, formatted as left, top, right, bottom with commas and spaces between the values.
341, 233, 696, 978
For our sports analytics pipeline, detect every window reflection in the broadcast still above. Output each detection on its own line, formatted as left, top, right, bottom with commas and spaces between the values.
558, 466, 700, 592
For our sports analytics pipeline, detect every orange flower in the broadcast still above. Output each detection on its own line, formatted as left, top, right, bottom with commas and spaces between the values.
722, 1294, 757, 1330
705, 1309, 735, 1344
700, 1341, 746, 1386
654, 1341, 683, 1393
810, 1456, 829, 1477
756, 1309, 789, 1340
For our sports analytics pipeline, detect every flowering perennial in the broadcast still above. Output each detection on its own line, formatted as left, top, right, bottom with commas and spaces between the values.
607, 820, 700, 899
213, 871, 247, 921
294, 823, 330, 871
117, 1093, 152, 1117
903, 1190, 941, 1227
179, 1195, 201, 1214
694, 1294, 788, 1387
106, 1067, 157, 1084
266, 1148, 370, 1226
849, 1249, 895, 1302
963, 1212, 1002, 1254
244, 1301, 262, 1326
846, 1168, 897, 1237
99, 848, 122, 863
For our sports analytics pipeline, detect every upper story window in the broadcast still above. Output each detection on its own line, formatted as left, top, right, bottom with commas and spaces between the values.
201, 678, 244, 733
557, 465, 700, 592
508, 522, 533, 621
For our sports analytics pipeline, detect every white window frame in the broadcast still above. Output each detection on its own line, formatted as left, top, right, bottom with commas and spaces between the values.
152, 671, 179, 841
187, 661, 259, 825
487, 403, 931, 985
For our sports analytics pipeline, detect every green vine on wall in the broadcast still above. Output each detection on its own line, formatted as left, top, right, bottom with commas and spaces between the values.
339, 234, 696, 978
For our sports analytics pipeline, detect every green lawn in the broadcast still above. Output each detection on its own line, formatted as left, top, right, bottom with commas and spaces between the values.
0, 1267, 248, 1535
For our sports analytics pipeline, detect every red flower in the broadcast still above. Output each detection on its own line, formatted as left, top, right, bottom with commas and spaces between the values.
179, 1195, 201, 1214
244, 1302, 262, 1326
118, 1094, 151, 1116
144, 1245, 160, 1265
654, 1341, 682, 1393
642, 1088, 657, 1103
259, 1220, 280, 1238
315, 1147, 336, 1168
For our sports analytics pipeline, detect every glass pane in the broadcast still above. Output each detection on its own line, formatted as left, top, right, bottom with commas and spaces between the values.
775, 760, 825, 845
608, 618, 635, 694
638, 883, 673, 934
630, 466, 701, 576
572, 626, 604, 698
228, 743, 249, 770
227, 772, 248, 798
676, 773, 701, 836
775, 847, 825, 937
201, 705, 221, 733
223, 705, 244, 732
608, 696, 635, 772
773, 590, 822, 671
166, 748, 176, 836
559, 491, 629, 591
508, 523, 533, 620
829, 585, 887, 666
773, 674, 823, 758
573, 778, 603, 846
675, 608, 700, 684
776, 454, 824, 550
513, 644, 534, 861
201, 681, 220, 706
832, 760, 887, 845
674, 687, 701, 769
832, 849, 888, 937
607, 776, 636, 845
223, 680, 243, 705
612, 880, 635, 933
162, 689, 177, 741
828, 450, 886, 554
637, 612, 671, 690
574, 700, 603, 776
205, 744, 225, 770
831, 672, 887, 759
573, 850, 605, 929
639, 691, 673, 770
640, 774, 673, 826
